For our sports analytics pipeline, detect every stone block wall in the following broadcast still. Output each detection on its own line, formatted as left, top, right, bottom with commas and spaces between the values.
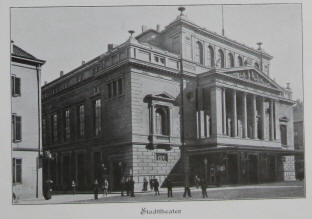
132, 144, 181, 191
281, 155, 296, 181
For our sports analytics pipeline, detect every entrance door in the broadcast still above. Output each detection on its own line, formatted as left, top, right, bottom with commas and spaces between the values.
248, 155, 258, 183
228, 154, 238, 184
112, 162, 123, 191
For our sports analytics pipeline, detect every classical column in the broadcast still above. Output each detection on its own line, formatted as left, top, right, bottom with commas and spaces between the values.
232, 90, 238, 137
222, 88, 227, 135
269, 99, 274, 140
261, 97, 266, 140
149, 104, 154, 135
242, 92, 248, 138
252, 94, 258, 139
210, 86, 223, 136
274, 100, 280, 141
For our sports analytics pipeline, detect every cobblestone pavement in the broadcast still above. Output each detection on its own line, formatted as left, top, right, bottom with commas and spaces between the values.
16, 181, 304, 204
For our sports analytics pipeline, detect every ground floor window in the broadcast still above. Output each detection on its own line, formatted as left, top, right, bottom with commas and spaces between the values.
12, 158, 22, 183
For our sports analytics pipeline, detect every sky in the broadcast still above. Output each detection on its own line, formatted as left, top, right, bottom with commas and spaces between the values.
11, 4, 303, 100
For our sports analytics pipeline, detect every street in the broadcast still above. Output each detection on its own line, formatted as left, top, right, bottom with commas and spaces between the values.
17, 181, 305, 204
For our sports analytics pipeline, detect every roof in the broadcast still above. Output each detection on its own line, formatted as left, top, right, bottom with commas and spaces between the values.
12, 44, 45, 64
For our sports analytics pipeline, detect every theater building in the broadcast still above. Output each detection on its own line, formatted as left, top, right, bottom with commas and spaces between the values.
42, 9, 297, 192
11, 43, 45, 200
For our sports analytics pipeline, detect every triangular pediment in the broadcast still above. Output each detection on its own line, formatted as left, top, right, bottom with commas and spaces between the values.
225, 68, 282, 90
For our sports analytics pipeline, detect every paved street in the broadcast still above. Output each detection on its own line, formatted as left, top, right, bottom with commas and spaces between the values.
17, 181, 304, 204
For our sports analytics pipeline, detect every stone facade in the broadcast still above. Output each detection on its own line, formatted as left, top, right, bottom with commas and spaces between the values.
42, 9, 297, 192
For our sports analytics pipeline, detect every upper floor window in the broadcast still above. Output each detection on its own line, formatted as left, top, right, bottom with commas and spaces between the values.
107, 78, 124, 99
12, 158, 22, 184
227, 53, 234, 67
94, 99, 101, 136
237, 56, 243, 67
155, 107, 170, 136
11, 75, 21, 97
195, 41, 204, 65
208, 46, 214, 67
51, 114, 58, 143
78, 105, 85, 137
217, 49, 225, 68
64, 109, 70, 141
12, 114, 22, 142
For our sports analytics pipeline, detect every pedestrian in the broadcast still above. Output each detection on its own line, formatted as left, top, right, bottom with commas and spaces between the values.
43, 179, 53, 200
154, 178, 160, 196
194, 175, 200, 188
120, 176, 126, 196
166, 178, 173, 198
130, 177, 135, 197
142, 177, 148, 192
149, 177, 154, 191
200, 178, 208, 198
72, 180, 76, 195
126, 177, 130, 196
94, 179, 99, 200
103, 178, 109, 197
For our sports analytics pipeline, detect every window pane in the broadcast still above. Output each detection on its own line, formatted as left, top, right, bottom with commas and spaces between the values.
16, 116, 21, 141
12, 158, 16, 183
16, 159, 22, 183
15, 77, 21, 95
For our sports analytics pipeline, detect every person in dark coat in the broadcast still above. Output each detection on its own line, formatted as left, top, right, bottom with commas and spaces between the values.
149, 177, 154, 191
200, 178, 208, 198
142, 177, 148, 192
126, 177, 130, 196
183, 180, 192, 198
43, 179, 53, 200
94, 179, 99, 200
130, 177, 135, 197
166, 178, 173, 198
154, 178, 160, 196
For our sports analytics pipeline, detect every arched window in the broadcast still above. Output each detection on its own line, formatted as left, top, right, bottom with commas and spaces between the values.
217, 49, 225, 68
237, 56, 243, 67
255, 62, 260, 69
208, 46, 214, 67
227, 53, 234, 67
196, 41, 204, 65
155, 107, 169, 136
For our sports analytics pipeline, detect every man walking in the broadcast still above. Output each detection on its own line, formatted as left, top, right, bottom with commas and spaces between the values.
142, 177, 148, 192
200, 177, 208, 198
154, 178, 160, 196
94, 179, 99, 200
166, 178, 173, 198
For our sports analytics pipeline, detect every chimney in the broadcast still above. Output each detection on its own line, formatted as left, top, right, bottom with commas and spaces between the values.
81, 60, 85, 65
60, 70, 64, 77
141, 25, 148, 32
156, 24, 161, 32
286, 82, 291, 90
108, 44, 117, 52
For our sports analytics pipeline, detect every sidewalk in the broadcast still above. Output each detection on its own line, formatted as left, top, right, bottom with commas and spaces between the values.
15, 180, 304, 204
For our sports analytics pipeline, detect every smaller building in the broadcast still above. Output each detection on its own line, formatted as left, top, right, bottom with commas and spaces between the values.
293, 99, 304, 180
11, 42, 45, 200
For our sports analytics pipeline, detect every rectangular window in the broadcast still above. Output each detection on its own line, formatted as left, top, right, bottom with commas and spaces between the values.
156, 153, 168, 161
107, 83, 112, 99
12, 115, 22, 142
52, 114, 58, 143
94, 99, 101, 136
118, 78, 123, 95
78, 105, 85, 137
65, 109, 70, 140
11, 75, 21, 96
12, 158, 22, 183
113, 81, 117, 97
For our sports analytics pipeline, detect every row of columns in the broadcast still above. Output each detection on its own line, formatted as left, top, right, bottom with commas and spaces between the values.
205, 86, 280, 141
221, 87, 279, 140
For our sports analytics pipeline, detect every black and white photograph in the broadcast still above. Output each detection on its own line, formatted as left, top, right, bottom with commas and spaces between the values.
2, 1, 311, 219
